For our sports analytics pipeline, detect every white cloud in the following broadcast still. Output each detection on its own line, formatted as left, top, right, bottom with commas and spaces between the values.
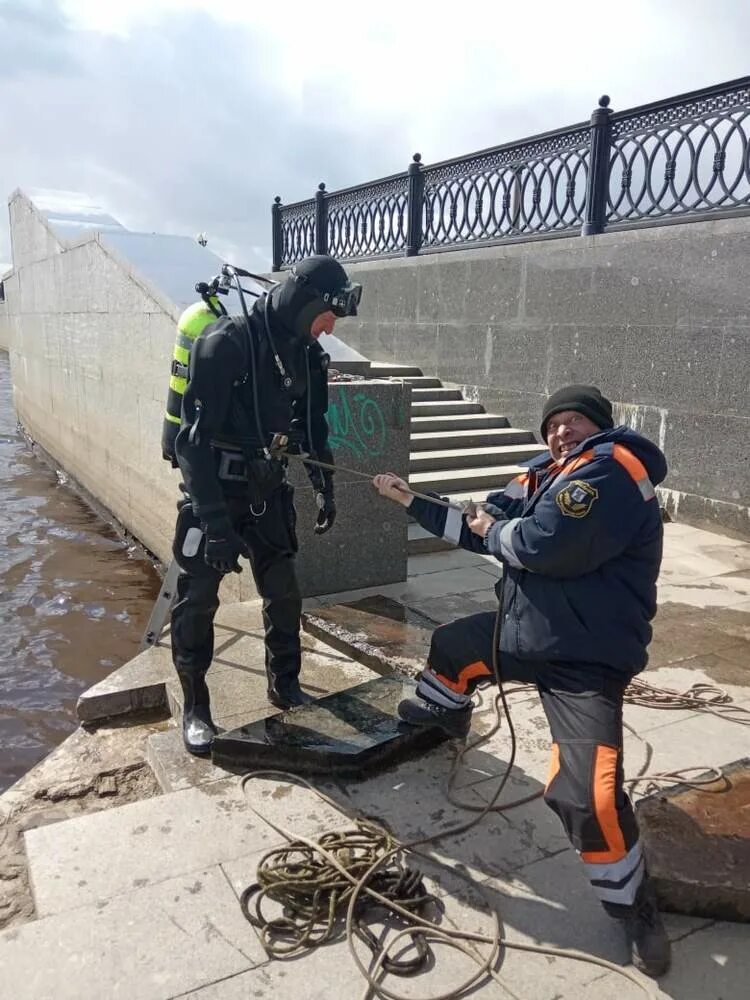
2, 0, 749, 271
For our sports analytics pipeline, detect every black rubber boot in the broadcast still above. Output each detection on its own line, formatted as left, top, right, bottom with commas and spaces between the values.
176, 671, 217, 757
397, 696, 472, 740
606, 875, 671, 978
267, 674, 314, 710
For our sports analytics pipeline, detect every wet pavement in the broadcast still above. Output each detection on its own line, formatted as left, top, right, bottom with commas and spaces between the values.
0, 351, 161, 793
3, 518, 750, 997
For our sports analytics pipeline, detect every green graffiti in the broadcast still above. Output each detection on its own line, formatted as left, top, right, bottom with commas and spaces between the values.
326, 387, 387, 460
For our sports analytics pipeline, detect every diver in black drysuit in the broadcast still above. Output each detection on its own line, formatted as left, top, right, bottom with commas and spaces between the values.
170, 255, 361, 755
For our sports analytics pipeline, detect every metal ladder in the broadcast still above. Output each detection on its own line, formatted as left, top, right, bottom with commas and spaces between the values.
139, 558, 181, 651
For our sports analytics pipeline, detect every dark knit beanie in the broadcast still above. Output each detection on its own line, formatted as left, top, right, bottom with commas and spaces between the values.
540, 384, 614, 440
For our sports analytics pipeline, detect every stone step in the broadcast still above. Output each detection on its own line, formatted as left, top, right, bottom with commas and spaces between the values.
410, 427, 537, 451
410, 412, 509, 431
0, 857, 270, 999
409, 443, 546, 472
410, 387, 463, 402
19, 773, 353, 924
410, 464, 525, 493
396, 376, 442, 388
407, 522, 454, 554
411, 399, 485, 416
444, 487, 511, 504
368, 363, 423, 377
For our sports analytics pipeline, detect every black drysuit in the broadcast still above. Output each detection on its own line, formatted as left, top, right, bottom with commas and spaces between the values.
170, 292, 333, 694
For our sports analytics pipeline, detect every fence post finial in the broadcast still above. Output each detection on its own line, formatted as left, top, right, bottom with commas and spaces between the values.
272, 196, 283, 271
406, 153, 424, 257
315, 183, 328, 256
582, 95, 613, 236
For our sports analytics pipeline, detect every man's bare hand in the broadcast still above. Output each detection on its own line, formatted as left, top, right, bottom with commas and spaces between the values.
467, 507, 496, 539
373, 473, 413, 508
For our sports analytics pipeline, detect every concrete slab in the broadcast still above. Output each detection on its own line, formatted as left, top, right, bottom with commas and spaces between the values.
302, 596, 434, 675
145, 722, 269, 793
657, 582, 750, 609
461, 848, 712, 999
76, 644, 173, 723
407, 590, 501, 624
0, 865, 264, 1000
206, 864, 515, 1000
211, 676, 447, 777
623, 709, 750, 799
407, 547, 494, 575
636, 758, 750, 921
167, 645, 376, 727
23, 777, 347, 917
645, 602, 748, 669
573, 919, 749, 1000
326, 748, 550, 881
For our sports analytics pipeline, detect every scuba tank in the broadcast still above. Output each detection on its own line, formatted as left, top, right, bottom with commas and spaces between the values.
160, 266, 280, 466
161, 296, 222, 465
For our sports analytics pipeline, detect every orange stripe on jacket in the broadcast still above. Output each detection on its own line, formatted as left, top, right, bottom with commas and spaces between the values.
581, 745, 627, 864
554, 444, 654, 502
431, 660, 492, 695
552, 449, 596, 482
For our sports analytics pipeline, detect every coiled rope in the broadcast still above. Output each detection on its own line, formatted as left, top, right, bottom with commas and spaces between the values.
239, 668, 750, 999
238, 608, 673, 1000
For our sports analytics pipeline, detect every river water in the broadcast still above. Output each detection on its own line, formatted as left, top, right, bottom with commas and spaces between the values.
0, 351, 162, 794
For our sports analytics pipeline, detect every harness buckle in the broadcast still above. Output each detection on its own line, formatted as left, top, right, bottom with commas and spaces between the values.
217, 450, 248, 482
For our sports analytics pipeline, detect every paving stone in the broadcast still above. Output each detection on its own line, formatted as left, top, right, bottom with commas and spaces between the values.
0, 866, 263, 1000
407, 548, 493, 575
646, 602, 746, 668
658, 553, 749, 584
657, 582, 750, 609
407, 590, 501, 625
23, 777, 347, 917
636, 758, 750, 921
213, 599, 266, 631
211, 676, 446, 777
573, 919, 749, 1000
180, 970, 266, 999
76, 644, 173, 723
302, 596, 434, 674
188, 879, 515, 1000
374, 566, 504, 602
146, 722, 270, 793
327, 747, 549, 881
623, 710, 750, 802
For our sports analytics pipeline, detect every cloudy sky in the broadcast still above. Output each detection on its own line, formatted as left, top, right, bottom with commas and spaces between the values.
1, 0, 748, 271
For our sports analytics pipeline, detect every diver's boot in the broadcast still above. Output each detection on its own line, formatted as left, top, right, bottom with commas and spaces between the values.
267, 672, 314, 710
605, 874, 671, 978
176, 670, 217, 756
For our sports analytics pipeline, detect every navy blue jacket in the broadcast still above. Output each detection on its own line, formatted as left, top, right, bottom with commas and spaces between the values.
410, 426, 667, 677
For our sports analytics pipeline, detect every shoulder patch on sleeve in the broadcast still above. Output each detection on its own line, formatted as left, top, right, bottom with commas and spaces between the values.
555, 479, 599, 518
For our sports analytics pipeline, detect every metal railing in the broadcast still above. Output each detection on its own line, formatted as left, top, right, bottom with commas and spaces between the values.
272, 76, 750, 269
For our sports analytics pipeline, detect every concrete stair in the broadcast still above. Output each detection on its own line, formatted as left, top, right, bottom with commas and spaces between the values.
410, 443, 545, 473
367, 361, 544, 553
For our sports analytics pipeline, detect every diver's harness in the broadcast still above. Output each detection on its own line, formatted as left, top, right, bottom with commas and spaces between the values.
188, 264, 328, 513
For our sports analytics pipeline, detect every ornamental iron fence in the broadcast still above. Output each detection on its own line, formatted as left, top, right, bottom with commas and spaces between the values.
272, 76, 750, 269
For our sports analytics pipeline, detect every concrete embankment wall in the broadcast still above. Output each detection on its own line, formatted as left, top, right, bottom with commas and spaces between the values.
6, 193, 409, 597
343, 216, 750, 538
0, 285, 10, 352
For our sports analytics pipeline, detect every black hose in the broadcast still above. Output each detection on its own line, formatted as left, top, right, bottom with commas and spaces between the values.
233, 271, 268, 457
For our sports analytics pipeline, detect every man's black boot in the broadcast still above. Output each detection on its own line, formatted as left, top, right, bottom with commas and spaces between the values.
176, 671, 217, 756
605, 875, 671, 978
397, 696, 472, 740
267, 673, 314, 710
